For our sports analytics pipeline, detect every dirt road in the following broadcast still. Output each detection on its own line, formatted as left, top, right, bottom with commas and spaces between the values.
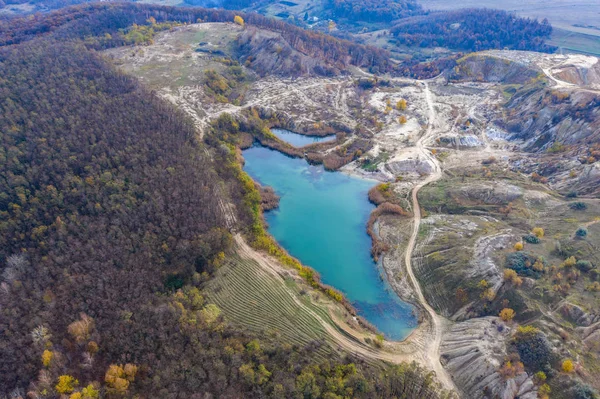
402, 82, 456, 390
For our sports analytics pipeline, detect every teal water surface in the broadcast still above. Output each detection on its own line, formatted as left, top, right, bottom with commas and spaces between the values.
243, 144, 416, 340
272, 128, 335, 147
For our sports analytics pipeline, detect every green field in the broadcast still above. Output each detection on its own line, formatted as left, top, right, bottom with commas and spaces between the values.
548, 28, 600, 56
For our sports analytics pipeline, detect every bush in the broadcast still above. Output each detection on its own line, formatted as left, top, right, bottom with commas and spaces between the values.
532, 227, 544, 238
576, 227, 588, 238
573, 383, 600, 399
499, 308, 516, 322
566, 191, 578, 198
514, 242, 524, 251
512, 326, 554, 372
570, 202, 587, 210
576, 260, 594, 272
561, 359, 574, 373
506, 252, 543, 278
523, 234, 540, 244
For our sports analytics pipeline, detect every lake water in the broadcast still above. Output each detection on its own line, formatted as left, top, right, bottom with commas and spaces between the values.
272, 128, 335, 147
242, 143, 416, 340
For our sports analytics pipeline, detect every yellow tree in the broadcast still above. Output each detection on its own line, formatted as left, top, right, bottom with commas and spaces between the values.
532, 227, 544, 238
56, 375, 78, 394
398, 116, 407, 124
562, 359, 574, 373
396, 99, 407, 110
499, 308, 516, 322
514, 242, 524, 251
42, 349, 53, 367
234, 15, 244, 27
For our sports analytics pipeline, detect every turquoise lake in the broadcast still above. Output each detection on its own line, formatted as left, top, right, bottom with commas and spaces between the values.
272, 128, 335, 147
242, 144, 416, 340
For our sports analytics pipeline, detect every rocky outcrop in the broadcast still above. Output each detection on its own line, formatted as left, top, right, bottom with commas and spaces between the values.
442, 317, 537, 399
578, 321, 600, 347
559, 302, 600, 327
450, 54, 540, 85
385, 157, 433, 176
452, 182, 523, 205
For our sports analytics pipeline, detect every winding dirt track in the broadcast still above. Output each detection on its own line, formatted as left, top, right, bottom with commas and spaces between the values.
402, 82, 455, 390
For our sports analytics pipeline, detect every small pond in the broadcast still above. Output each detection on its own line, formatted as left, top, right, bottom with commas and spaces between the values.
272, 128, 335, 147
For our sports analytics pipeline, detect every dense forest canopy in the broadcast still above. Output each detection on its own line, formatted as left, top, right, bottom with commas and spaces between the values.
326, 0, 423, 23
0, 4, 454, 397
391, 8, 555, 53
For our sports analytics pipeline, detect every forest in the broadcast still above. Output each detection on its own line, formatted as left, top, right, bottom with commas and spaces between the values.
325, 0, 423, 23
0, 4, 452, 398
391, 9, 555, 53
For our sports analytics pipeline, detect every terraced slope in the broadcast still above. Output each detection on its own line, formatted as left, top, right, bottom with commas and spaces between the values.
203, 253, 336, 361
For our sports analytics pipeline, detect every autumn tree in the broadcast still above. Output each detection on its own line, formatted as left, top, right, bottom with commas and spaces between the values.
396, 99, 407, 110
68, 314, 94, 344
503, 269, 523, 286
562, 359, 574, 373
514, 242, 524, 251
499, 308, 515, 322
532, 227, 544, 238
56, 375, 78, 394
42, 350, 53, 367
105, 364, 138, 394
234, 15, 244, 26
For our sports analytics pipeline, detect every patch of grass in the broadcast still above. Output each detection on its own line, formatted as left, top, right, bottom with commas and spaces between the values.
360, 150, 390, 171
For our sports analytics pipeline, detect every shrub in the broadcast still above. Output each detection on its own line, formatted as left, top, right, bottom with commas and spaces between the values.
514, 242, 524, 251
538, 384, 551, 399
570, 202, 587, 210
523, 234, 540, 244
481, 156, 496, 165
566, 191, 578, 198
561, 359, 574, 373
573, 383, 600, 399
506, 252, 543, 278
512, 326, 553, 371
532, 227, 544, 238
562, 256, 577, 268
533, 371, 546, 384
576, 227, 588, 238
503, 269, 523, 286
576, 260, 594, 272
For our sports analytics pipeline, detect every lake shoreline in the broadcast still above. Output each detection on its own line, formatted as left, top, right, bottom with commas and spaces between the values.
242, 138, 417, 340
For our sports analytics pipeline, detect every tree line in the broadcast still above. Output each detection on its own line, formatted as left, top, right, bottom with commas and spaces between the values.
325, 0, 423, 23
391, 9, 555, 53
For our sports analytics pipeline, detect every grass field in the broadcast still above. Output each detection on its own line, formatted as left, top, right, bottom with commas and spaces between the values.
548, 28, 600, 56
